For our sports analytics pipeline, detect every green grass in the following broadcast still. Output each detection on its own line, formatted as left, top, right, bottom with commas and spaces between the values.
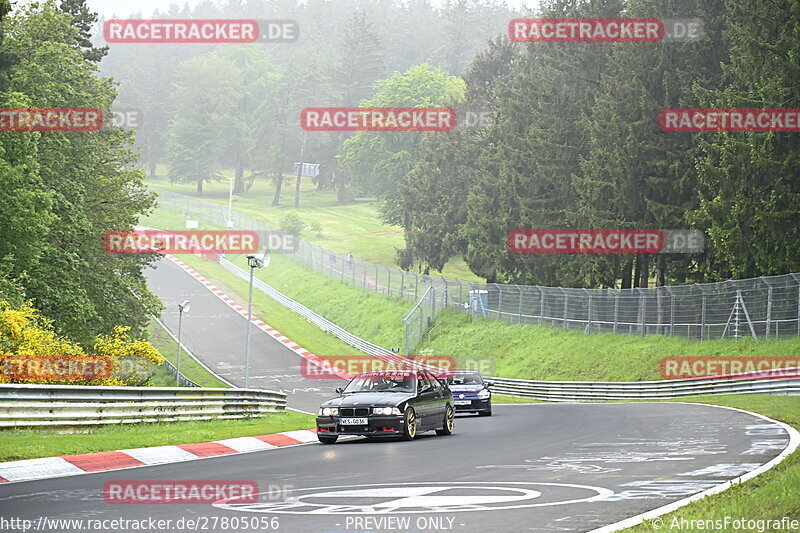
626, 395, 800, 532
492, 394, 542, 404
142, 206, 409, 353
0, 411, 316, 461
145, 171, 483, 282
416, 311, 800, 381
142, 205, 800, 382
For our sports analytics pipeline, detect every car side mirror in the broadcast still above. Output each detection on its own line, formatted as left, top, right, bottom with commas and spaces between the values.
419, 385, 432, 394
486, 381, 494, 388
335, 387, 344, 394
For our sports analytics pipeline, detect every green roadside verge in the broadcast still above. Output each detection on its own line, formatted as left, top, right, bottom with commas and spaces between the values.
0, 411, 317, 462
143, 205, 800, 383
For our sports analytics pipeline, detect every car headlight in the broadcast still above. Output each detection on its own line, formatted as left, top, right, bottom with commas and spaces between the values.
319, 407, 339, 416
373, 406, 401, 415
477, 389, 491, 399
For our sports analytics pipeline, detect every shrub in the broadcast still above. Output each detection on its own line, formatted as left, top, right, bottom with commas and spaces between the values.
279, 213, 304, 235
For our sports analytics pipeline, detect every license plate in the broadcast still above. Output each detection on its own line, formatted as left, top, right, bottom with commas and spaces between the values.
454, 400, 471, 406
339, 417, 368, 425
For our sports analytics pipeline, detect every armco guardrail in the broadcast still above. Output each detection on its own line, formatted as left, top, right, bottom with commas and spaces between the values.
156, 190, 800, 349
0, 384, 286, 427
488, 371, 800, 401
217, 255, 800, 402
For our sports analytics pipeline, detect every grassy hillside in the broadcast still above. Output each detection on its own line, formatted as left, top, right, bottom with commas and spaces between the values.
142, 206, 800, 382
146, 173, 482, 282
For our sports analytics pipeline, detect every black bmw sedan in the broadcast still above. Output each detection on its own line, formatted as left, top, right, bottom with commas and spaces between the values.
316, 370, 454, 443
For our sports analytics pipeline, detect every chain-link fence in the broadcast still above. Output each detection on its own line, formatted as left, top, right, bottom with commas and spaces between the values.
156, 191, 800, 354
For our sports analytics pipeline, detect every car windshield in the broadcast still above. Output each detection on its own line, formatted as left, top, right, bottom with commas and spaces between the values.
343, 374, 417, 393
448, 372, 484, 386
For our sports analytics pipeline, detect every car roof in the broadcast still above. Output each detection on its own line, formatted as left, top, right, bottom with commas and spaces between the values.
355, 370, 424, 378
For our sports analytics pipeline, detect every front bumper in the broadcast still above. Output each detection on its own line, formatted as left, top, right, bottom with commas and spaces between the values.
452, 398, 491, 413
316, 415, 405, 436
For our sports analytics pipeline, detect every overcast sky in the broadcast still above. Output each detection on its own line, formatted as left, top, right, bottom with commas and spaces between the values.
86, 0, 539, 18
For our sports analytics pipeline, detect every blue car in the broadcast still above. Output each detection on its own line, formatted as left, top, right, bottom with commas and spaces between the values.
446, 371, 493, 416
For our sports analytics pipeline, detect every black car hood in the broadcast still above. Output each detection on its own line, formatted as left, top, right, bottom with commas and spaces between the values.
322, 392, 415, 408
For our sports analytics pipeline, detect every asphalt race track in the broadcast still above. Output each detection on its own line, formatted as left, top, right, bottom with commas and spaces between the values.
0, 403, 792, 532
0, 259, 792, 533
144, 257, 347, 413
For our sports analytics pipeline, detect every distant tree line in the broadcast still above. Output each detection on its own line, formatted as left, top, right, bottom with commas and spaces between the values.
99, 0, 518, 205
399, 0, 800, 286
0, 0, 159, 345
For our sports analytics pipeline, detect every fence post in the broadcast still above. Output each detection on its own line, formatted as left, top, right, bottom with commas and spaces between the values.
400, 271, 405, 300
387, 268, 392, 297
613, 289, 619, 333
559, 287, 568, 329
539, 287, 545, 325
517, 286, 523, 324
696, 285, 706, 341
639, 289, 646, 336
760, 277, 772, 339
496, 284, 503, 321
414, 274, 419, 301
419, 306, 424, 342
430, 286, 436, 320
375, 264, 379, 294
794, 273, 800, 335
404, 321, 410, 356
585, 289, 592, 332
666, 286, 674, 336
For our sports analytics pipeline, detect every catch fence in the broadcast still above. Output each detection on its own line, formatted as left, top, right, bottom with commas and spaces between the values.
156, 191, 800, 353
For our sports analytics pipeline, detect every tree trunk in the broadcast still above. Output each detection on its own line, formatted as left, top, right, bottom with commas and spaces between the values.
148, 158, 157, 178
638, 254, 650, 288
234, 157, 245, 194
336, 168, 355, 204
294, 134, 307, 209
271, 173, 283, 206
621, 256, 633, 289
656, 255, 667, 287
196, 179, 203, 195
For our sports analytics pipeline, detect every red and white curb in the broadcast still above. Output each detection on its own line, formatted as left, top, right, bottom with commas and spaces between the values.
0, 429, 325, 484
165, 254, 353, 381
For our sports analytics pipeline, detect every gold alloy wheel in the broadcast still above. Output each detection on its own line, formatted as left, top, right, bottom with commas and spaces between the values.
405, 409, 416, 439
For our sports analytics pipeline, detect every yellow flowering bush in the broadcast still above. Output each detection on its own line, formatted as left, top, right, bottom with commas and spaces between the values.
0, 301, 164, 386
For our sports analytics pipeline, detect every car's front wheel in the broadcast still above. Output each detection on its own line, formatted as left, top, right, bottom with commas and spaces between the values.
401, 407, 417, 441
318, 434, 338, 444
436, 405, 455, 436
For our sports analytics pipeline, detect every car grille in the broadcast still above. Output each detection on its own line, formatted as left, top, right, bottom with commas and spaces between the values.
340, 408, 369, 417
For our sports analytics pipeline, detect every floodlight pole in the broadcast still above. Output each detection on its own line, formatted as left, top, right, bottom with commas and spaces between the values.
176, 300, 190, 386
244, 259, 256, 388
244, 251, 270, 389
